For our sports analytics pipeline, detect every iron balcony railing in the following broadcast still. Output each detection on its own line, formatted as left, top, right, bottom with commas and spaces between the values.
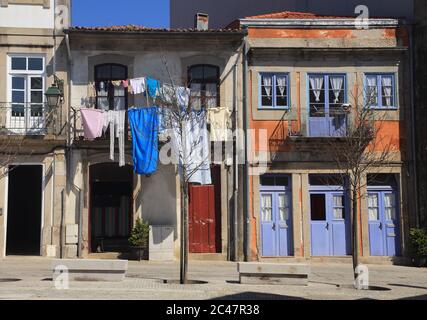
0, 102, 62, 136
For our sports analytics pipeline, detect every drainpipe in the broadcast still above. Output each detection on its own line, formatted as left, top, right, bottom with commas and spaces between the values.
232, 63, 238, 261
242, 38, 251, 262
408, 23, 420, 228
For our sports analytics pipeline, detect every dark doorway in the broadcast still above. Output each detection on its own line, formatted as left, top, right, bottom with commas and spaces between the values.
90, 163, 133, 253
6, 165, 43, 256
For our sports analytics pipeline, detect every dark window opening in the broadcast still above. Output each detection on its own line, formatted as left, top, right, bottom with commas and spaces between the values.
309, 174, 345, 186
311, 194, 326, 221
260, 175, 290, 187
367, 174, 397, 187
95, 64, 128, 111
188, 64, 220, 109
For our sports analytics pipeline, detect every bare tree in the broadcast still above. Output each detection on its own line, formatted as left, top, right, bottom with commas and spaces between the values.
328, 85, 395, 289
154, 57, 214, 284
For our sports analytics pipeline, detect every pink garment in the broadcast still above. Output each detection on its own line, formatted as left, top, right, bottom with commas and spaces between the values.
80, 108, 106, 140
122, 80, 129, 88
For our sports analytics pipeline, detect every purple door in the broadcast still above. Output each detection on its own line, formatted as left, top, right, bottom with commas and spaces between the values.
260, 191, 293, 257
310, 191, 350, 256
368, 190, 400, 256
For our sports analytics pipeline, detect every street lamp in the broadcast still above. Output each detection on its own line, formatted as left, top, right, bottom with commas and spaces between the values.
45, 76, 64, 109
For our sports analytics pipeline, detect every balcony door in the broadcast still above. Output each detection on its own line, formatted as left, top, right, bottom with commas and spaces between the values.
7, 56, 45, 135
308, 74, 347, 137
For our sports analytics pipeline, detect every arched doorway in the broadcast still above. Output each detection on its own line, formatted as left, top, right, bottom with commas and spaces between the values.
89, 163, 133, 253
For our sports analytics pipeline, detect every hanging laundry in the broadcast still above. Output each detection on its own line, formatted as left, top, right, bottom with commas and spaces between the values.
107, 110, 126, 167
122, 80, 129, 88
207, 107, 232, 142
160, 84, 190, 107
146, 77, 160, 98
171, 110, 212, 185
111, 80, 122, 87
80, 108, 106, 140
128, 107, 159, 175
130, 77, 146, 94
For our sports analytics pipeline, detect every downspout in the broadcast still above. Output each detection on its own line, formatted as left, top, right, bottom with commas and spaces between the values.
232, 62, 238, 261
408, 23, 420, 228
242, 36, 251, 261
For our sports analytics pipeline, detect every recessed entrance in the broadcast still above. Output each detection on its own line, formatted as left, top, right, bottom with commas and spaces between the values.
89, 163, 133, 253
6, 165, 43, 256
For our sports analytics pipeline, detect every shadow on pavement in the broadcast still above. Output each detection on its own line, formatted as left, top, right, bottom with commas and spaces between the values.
389, 283, 427, 290
211, 292, 306, 300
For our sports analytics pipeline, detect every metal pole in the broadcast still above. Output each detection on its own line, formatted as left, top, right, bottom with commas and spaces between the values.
60, 189, 65, 259
77, 189, 83, 258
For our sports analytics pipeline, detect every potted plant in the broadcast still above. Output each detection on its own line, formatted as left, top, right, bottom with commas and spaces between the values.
409, 228, 427, 267
128, 218, 150, 261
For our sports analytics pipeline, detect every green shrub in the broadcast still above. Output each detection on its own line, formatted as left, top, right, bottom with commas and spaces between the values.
409, 228, 427, 256
129, 218, 150, 247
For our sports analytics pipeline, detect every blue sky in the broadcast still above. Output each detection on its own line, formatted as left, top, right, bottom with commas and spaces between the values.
72, 0, 170, 28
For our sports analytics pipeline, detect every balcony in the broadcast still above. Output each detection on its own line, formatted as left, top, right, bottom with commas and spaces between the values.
0, 102, 63, 137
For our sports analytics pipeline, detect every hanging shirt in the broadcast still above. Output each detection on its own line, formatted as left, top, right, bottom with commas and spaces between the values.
80, 108, 105, 140
171, 110, 212, 185
128, 107, 159, 175
146, 77, 160, 98
130, 78, 146, 95
176, 87, 190, 107
107, 110, 126, 167
207, 107, 232, 142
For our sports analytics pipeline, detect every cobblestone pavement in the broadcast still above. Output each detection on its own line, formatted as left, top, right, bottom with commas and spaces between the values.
0, 257, 426, 300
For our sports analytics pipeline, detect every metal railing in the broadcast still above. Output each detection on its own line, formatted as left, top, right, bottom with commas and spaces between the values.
0, 102, 61, 136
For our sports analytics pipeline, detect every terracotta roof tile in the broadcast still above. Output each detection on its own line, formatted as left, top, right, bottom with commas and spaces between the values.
244, 11, 355, 20
68, 25, 242, 33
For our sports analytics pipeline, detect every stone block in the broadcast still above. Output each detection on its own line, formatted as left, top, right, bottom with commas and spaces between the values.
52, 259, 128, 282
237, 263, 310, 286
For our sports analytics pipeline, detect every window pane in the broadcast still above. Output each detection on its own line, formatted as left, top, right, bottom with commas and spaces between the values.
368, 194, 379, 221
369, 208, 379, 221
95, 65, 111, 79
114, 98, 126, 111
366, 75, 378, 106
329, 76, 345, 105
12, 77, 25, 90
278, 194, 290, 221
309, 76, 326, 116
260, 176, 275, 186
311, 194, 326, 221
275, 176, 289, 186
12, 57, 26, 70
31, 105, 43, 117
334, 208, 344, 219
261, 195, 273, 222
189, 66, 204, 81
111, 65, 126, 80
97, 97, 109, 111
31, 77, 43, 90
12, 104, 25, 117
28, 58, 43, 71
203, 66, 218, 81
12, 91, 25, 103
31, 91, 43, 103
384, 194, 396, 220
333, 195, 343, 207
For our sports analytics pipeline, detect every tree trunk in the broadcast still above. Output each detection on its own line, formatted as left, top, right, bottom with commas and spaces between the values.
180, 182, 189, 285
352, 187, 360, 286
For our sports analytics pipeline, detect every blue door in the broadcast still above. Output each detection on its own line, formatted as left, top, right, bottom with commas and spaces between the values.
310, 191, 350, 256
368, 190, 400, 256
260, 191, 293, 257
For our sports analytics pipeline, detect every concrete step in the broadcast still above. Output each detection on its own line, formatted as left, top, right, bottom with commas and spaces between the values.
87, 253, 124, 260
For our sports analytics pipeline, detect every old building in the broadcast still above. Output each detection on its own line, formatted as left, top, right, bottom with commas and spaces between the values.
0, 0, 70, 257
171, 0, 414, 29
414, 0, 427, 228
233, 12, 416, 262
64, 25, 245, 259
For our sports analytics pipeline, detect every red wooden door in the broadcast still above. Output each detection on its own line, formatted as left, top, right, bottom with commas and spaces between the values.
189, 185, 217, 253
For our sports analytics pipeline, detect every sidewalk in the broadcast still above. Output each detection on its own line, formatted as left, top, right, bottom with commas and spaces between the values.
0, 257, 426, 300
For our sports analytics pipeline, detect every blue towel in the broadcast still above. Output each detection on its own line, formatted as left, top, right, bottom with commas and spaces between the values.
128, 107, 159, 175
146, 77, 160, 98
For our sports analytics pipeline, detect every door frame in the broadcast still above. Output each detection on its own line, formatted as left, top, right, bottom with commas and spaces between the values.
306, 73, 348, 137
259, 175, 293, 258
367, 185, 401, 257
309, 184, 351, 256
3, 163, 45, 257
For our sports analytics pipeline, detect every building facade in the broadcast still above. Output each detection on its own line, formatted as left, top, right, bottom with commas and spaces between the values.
0, 0, 71, 257
170, 0, 414, 29
414, 0, 427, 228
235, 12, 415, 263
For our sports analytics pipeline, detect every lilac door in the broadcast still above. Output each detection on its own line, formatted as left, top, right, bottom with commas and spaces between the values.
310, 191, 350, 256
368, 191, 400, 256
260, 191, 293, 257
